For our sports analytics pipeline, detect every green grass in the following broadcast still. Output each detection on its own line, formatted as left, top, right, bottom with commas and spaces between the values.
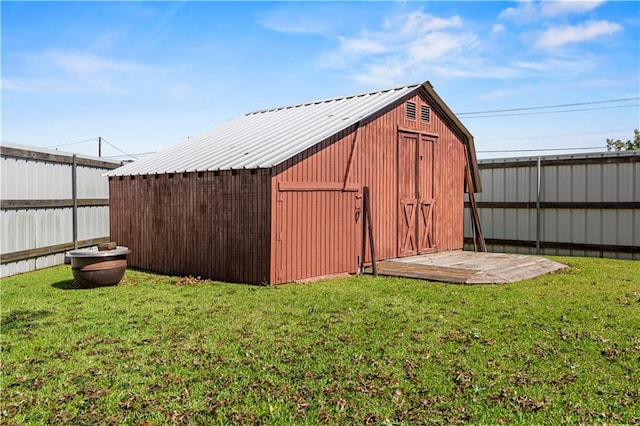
1, 256, 639, 425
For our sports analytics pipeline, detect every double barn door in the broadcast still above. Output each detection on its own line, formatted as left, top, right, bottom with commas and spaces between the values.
398, 133, 435, 257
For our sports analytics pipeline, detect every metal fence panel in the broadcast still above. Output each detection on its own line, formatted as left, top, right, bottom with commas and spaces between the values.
1, 142, 121, 277
77, 166, 111, 198
78, 206, 110, 241
465, 151, 639, 260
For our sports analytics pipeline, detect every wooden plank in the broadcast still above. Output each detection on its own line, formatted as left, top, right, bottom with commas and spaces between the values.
467, 237, 640, 254
478, 154, 640, 170
1, 198, 110, 210
465, 158, 486, 252
465, 201, 640, 210
342, 123, 361, 190
278, 181, 359, 192
0, 145, 121, 169
364, 186, 377, 276
1, 237, 111, 264
365, 252, 567, 284
397, 126, 440, 138
384, 260, 474, 276
366, 261, 475, 284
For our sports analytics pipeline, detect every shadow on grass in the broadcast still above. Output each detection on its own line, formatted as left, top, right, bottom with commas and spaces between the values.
1, 309, 53, 331
53, 280, 122, 290
52, 279, 83, 290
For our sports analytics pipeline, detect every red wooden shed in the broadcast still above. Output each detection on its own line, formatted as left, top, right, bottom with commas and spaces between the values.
107, 81, 482, 284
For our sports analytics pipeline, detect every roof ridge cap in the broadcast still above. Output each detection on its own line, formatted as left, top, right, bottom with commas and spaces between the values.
246, 82, 422, 116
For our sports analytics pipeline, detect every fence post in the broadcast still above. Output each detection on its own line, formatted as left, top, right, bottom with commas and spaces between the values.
72, 154, 78, 249
536, 156, 541, 255
363, 186, 377, 276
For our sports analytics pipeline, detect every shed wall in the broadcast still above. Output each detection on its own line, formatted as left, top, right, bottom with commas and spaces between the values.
272, 90, 468, 283
109, 170, 271, 284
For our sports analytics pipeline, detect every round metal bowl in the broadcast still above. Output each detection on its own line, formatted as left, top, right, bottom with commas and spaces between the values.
67, 246, 131, 288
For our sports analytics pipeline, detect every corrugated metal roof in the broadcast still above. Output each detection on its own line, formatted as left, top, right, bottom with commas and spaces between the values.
106, 83, 421, 176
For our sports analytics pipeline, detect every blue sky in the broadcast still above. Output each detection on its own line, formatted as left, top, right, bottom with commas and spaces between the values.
2, 1, 639, 160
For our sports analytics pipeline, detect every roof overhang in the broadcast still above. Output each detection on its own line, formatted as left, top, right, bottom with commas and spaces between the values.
419, 81, 482, 193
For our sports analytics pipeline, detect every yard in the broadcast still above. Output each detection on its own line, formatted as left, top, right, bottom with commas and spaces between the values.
1, 256, 639, 424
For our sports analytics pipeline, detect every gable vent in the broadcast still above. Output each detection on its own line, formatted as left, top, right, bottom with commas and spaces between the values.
406, 101, 416, 120
421, 105, 431, 123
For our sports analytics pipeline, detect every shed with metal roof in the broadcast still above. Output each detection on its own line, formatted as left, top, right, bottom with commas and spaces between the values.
108, 81, 482, 284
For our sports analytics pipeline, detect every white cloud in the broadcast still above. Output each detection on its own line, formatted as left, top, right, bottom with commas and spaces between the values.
4, 50, 152, 95
42, 50, 148, 75
259, 10, 331, 35
339, 36, 388, 55
492, 23, 506, 35
499, 0, 607, 23
1, 77, 52, 92
541, 1, 606, 17
1, 76, 127, 95
262, 5, 624, 87
499, 1, 539, 23
313, 11, 477, 86
350, 61, 408, 87
535, 20, 622, 48
407, 32, 476, 63
514, 55, 597, 73
427, 63, 522, 80
390, 10, 463, 34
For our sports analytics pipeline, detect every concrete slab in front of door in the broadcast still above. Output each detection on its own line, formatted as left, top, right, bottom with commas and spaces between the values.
365, 250, 567, 284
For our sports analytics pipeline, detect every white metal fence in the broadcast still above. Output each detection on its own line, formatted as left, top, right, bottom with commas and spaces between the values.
1, 142, 122, 277
465, 151, 639, 260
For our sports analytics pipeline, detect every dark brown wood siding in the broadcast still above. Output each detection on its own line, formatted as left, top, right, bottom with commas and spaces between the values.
109, 169, 271, 284
271, 89, 467, 283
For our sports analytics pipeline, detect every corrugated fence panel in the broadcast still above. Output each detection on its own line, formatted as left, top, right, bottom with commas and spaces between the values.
78, 206, 110, 241
1, 143, 120, 277
465, 151, 639, 260
77, 166, 111, 198
1, 156, 72, 200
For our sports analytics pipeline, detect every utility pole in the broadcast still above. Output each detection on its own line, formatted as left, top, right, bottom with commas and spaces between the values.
98, 136, 102, 157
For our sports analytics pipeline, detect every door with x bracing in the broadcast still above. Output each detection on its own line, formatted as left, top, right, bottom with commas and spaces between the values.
398, 133, 435, 257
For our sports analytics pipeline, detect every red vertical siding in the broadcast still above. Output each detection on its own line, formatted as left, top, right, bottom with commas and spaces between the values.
269, 189, 357, 283
269, 126, 360, 283
271, 89, 467, 283
109, 169, 271, 284
110, 88, 470, 285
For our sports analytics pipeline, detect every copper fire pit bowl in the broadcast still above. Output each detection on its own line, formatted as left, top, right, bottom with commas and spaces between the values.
67, 246, 131, 288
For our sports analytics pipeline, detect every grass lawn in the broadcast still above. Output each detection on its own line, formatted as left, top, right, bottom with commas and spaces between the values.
1, 256, 639, 424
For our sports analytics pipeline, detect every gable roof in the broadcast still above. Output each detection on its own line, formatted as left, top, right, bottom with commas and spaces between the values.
107, 81, 481, 191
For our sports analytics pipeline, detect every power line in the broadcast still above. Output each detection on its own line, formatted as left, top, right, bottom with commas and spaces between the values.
477, 146, 605, 153
102, 152, 156, 159
456, 96, 639, 116
461, 103, 638, 119
479, 128, 629, 143
101, 138, 139, 160
43, 136, 138, 160
45, 137, 98, 149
